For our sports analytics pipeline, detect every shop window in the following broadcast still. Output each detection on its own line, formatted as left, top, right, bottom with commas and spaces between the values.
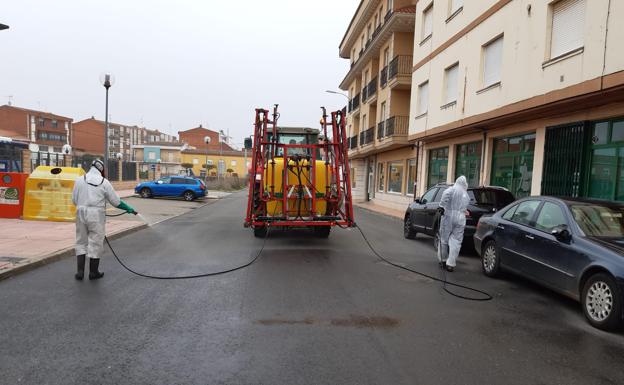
378, 162, 385, 191
611, 121, 624, 142
387, 161, 403, 193
491, 133, 535, 198
407, 159, 417, 195
455, 142, 482, 187
587, 118, 624, 201
428, 147, 449, 188
592, 122, 609, 145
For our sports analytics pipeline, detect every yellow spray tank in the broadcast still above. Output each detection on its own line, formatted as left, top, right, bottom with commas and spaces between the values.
23, 166, 85, 222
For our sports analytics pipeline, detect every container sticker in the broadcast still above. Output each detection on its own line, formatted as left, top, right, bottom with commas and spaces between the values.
0, 187, 19, 205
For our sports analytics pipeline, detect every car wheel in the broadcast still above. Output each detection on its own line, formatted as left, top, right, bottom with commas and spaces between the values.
482, 240, 500, 277
183, 191, 195, 201
404, 216, 417, 239
582, 273, 623, 331
314, 226, 331, 238
140, 188, 152, 199
254, 226, 267, 238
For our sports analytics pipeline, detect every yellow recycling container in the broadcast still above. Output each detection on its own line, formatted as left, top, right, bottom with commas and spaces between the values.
23, 166, 85, 222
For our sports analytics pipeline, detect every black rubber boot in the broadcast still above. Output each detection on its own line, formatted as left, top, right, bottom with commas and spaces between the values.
88, 258, 104, 280
439, 261, 446, 270
75, 254, 85, 280
446, 265, 455, 272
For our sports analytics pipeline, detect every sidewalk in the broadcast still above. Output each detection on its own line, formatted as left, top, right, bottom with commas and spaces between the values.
0, 218, 146, 281
353, 201, 404, 220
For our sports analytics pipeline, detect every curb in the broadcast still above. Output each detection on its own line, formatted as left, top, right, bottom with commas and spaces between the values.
0, 222, 148, 282
354, 204, 404, 222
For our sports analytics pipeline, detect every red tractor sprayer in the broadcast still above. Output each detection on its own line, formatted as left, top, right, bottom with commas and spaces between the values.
244, 105, 355, 237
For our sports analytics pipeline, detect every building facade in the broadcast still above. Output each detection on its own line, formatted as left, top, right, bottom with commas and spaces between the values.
178, 125, 237, 152
73, 117, 178, 160
339, 0, 418, 211
408, 0, 624, 203
0, 105, 72, 153
181, 149, 248, 178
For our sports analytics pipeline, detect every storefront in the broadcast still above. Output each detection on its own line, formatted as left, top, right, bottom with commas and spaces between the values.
427, 147, 448, 188
586, 117, 624, 201
490, 133, 535, 198
455, 141, 482, 187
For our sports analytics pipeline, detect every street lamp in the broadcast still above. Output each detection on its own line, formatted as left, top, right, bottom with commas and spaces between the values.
0, 24, 9, 31
99, 73, 115, 175
204, 136, 211, 183
325, 90, 349, 100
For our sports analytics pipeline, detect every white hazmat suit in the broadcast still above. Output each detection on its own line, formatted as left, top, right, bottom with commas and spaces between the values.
437, 176, 470, 269
72, 166, 121, 260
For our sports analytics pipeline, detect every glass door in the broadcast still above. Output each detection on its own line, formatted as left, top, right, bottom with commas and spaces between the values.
427, 147, 449, 188
491, 133, 535, 198
455, 141, 482, 187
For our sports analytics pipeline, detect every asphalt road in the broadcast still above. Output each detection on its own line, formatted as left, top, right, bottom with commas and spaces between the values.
1, 191, 624, 385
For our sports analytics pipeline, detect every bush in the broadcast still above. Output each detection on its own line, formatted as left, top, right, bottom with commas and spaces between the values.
206, 176, 247, 191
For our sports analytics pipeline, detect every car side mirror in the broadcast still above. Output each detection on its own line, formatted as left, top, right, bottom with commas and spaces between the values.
420, 198, 427, 204
551, 225, 571, 242
414, 198, 421, 204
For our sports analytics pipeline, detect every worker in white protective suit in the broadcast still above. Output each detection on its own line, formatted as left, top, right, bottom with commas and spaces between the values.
437, 175, 470, 272
72, 159, 136, 280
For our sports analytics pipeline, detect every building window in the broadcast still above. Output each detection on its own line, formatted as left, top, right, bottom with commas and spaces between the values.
455, 142, 482, 188
417, 81, 429, 115
230, 160, 237, 167
193, 158, 199, 165
491, 133, 535, 198
449, 0, 463, 16
443, 63, 459, 105
218, 159, 226, 175
206, 159, 214, 165
428, 147, 449, 188
550, 0, 585, 59
51, 120, 58, 128
422, 5, 433, 41
387, 0, 393, 12
482, 35, 503, 88
38, 118, 45, 127
148, 151, 156, 160
387, 161, 404, 193
378, 162, 385, 191
407, 159, 417, 195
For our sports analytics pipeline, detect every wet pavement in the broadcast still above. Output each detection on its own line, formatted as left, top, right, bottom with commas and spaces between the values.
1, 191, 623, 385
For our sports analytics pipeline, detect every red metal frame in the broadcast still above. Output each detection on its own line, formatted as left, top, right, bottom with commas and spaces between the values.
244, 106, 354, 229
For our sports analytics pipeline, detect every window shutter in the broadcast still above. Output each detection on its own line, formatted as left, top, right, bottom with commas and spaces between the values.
445, 64, 459, 104
551, 0, 585, 58
422, 7, 433, 39
483, 36, 503, 87
418, 82, 429, 114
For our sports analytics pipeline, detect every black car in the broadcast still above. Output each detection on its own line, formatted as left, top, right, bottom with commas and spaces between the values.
404, 184, 515, 247
474, 196, 624, 331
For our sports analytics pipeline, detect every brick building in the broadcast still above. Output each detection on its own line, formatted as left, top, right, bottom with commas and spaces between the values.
73, 117, 178, 160
0, 104, 72, 153
178, 125, 236, 152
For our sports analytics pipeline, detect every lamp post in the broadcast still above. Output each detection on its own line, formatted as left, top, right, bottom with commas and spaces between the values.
325, 90, 349, 100
204, 136, 211, 183
99, 73, 115, 174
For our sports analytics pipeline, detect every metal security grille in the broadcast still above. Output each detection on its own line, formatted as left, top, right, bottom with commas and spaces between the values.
107, 159, 119, 181
122, 162, 136, 181
541, 121, 589, 197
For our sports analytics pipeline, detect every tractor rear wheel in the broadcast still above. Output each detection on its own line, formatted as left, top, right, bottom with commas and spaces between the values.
314, 226, 331, 238
254, 226, 268, 238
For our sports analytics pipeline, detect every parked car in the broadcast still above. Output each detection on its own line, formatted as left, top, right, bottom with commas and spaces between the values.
474, 196, 624, 331
135, 176, 207, 201
404, 183, 515, 247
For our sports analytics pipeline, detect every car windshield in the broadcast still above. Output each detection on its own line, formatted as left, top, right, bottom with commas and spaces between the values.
570, 203, 624, 238
468, 189, 514, 207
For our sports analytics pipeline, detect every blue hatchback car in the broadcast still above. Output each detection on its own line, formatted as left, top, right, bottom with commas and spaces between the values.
135, 176, 207, 201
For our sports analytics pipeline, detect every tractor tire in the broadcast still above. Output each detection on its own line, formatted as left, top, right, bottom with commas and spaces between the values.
254, 226, 268, 238
314, 226, 331, 238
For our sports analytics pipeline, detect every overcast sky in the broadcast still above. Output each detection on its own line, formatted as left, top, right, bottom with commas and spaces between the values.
1, 0, 359, 147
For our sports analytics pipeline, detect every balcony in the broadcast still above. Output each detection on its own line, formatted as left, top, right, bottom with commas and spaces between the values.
348, 135, 358, 149
359, 127, 375, 147
376, 116, 409, 149
387, 55, 413, 90
380, 67, 388, 88
348, 93, 361, 113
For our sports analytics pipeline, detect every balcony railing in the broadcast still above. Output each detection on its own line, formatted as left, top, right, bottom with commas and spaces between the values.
377, 121, 385, 140
348, 93, 361, 113
384, 9, 393, 23
362, 85, 368, 103
380, 67, 388, 88
367, 77, 377, 99
388, 55, 413, 81
360, 127, 375, 146
348, 9, 396, 72
349, 135, 358, 149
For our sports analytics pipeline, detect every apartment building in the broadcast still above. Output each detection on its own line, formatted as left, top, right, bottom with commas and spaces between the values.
73, 117, 178, 160
0, 105, 72, 152
339, 0, 418, 211
409, 0, 624, 202
178, 125, 237, 152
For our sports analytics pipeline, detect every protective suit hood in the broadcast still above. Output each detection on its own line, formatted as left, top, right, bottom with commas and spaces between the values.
84, 166, 105, 186
454, 175, 468, 191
